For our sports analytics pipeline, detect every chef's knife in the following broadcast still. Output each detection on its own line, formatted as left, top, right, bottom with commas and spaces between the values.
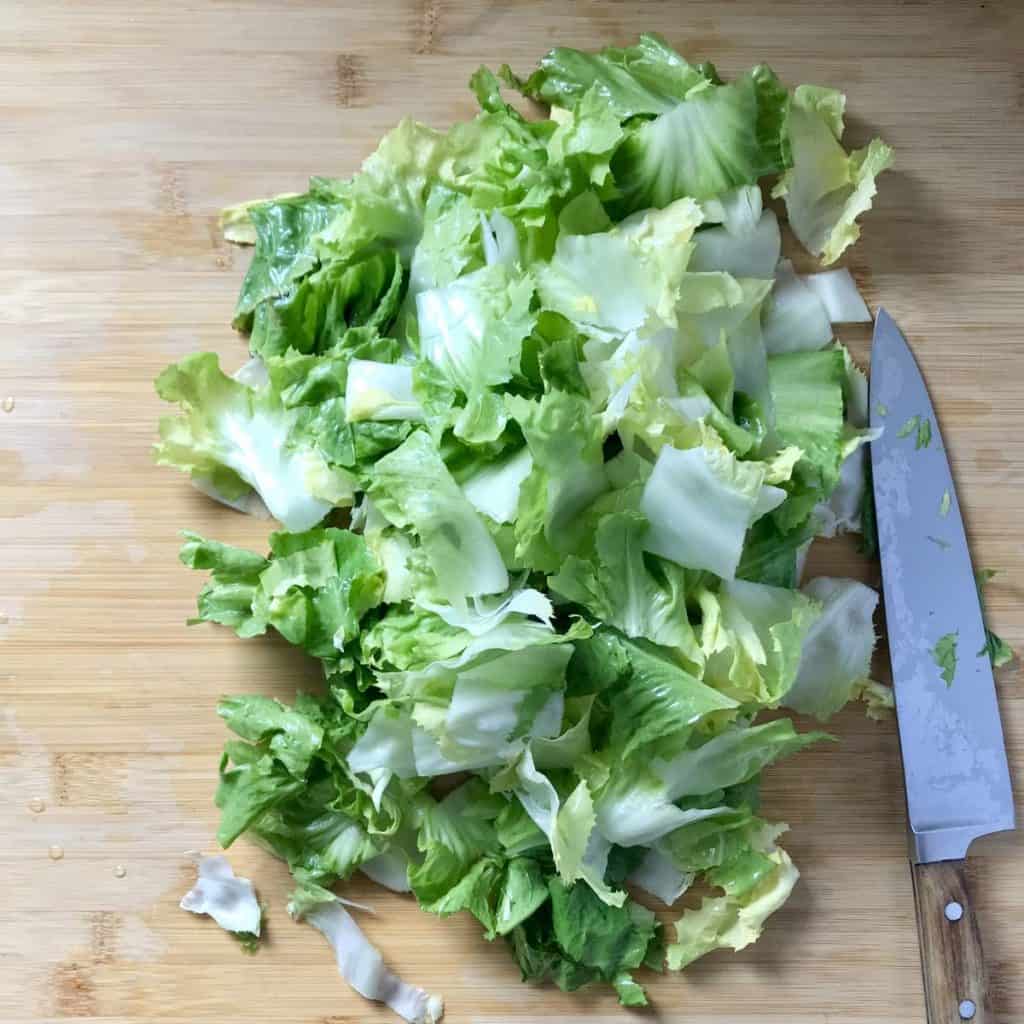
870, 309, 1015, 1024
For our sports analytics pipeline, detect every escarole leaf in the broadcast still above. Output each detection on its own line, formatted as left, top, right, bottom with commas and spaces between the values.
783, 577, 881, 720
702, 579, 822, 706
640, 441, 765, 580
536, 198, 703, 339
549, 510, 702, 654
506, 390, 608, 570
316, 117, 450, 266
232, 192, 342, 331
773, 85, 893, 265
180, 854, 263, 939
768, 347, 847, 495
667, 830, 798, 970
161, 35, 895, 1013
417, 264, 536, 442
302, 899, 444, 1024
976, 569, 1015, 669
518, 34, 713, 117
251, 251, 404, 360
610, 66, 790, 214
156, 353, 353, 531
368, 431, 509, 602
181, 527, 384, 665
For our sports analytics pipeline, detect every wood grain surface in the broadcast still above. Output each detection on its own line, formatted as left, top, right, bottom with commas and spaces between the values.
912, 859, 992, 1024
2, 2, 1022, 1022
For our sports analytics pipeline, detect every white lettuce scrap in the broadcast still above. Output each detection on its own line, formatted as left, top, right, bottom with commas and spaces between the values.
180, 854, 261, 938
304, 900, 444, 1024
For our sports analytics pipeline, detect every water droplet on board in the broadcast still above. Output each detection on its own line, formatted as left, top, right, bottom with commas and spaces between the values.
2, 396, 14, 413
48, 845, 64, 861
113, 864, 127, 879
28, 797, 45, 814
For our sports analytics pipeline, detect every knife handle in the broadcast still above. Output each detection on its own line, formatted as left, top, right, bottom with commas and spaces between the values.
911, 859, 991, 1023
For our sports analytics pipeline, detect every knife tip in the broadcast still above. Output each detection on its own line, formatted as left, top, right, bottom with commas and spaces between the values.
870, 307, 905, 360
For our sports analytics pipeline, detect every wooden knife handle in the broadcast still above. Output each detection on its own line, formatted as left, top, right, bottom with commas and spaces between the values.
910, 859, 991, 1023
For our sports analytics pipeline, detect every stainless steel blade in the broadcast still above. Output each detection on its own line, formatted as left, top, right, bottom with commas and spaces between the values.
870, 309, 1014, 863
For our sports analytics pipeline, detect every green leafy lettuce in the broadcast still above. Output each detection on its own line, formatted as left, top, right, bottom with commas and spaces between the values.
158, 35, 893, 1015
932, 631, 959, 688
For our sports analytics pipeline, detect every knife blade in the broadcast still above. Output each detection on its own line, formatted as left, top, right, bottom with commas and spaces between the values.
870, 309, 1014, 1024
869, 308, 1014, 863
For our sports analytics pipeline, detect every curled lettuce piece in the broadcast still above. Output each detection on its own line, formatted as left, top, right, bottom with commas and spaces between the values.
180, 854, 262, 940
179, 531, 269, 638
348, 619, 583, 787
550, 510, 703, 655
368, 431, 509, 602
301, 898, 444, 1024
591, 674, 817, 849
518, 34, 713, 117
768, 347, 847, 496
702, 578, 822, 706
761, 260, 834, 355
494, 750, 624, 907
699, 184, 763, 236
783, 577, 881, 720
316, 118, 449, 266
690, 209, 781, 279
536, 198, 703, 339
180, 527, 384, 664
667, 830, 798, 970
249, 250, 404, 360
545, 84, 625, 187
519, 40, 789, 215
611, 68, 789, 213
802, 268, 871, 323
345, 361, 424, 423
480, 210, 520, 268
156, 353, 352, 531
653, 720, 827, 805
508, 875, 660, 1006
231, 191, 342, 331
506, 390, 608, 571
772, 85, 893, 265
641, 441, 765, 580
406, 185, 484, 305
608, 633, 737, 758
417, 264, 536, 443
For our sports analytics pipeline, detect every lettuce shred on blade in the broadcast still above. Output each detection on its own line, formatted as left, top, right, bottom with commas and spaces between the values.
157, 34, 905, 1016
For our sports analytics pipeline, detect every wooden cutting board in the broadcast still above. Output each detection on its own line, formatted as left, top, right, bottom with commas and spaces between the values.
3, 2, 1022, 1021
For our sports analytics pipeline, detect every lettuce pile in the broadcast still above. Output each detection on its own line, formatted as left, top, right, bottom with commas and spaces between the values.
157, 36, 893, 1015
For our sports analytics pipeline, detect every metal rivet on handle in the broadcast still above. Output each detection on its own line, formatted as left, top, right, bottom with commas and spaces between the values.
944, 900, 964, 922
959, 999, 976, 1020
